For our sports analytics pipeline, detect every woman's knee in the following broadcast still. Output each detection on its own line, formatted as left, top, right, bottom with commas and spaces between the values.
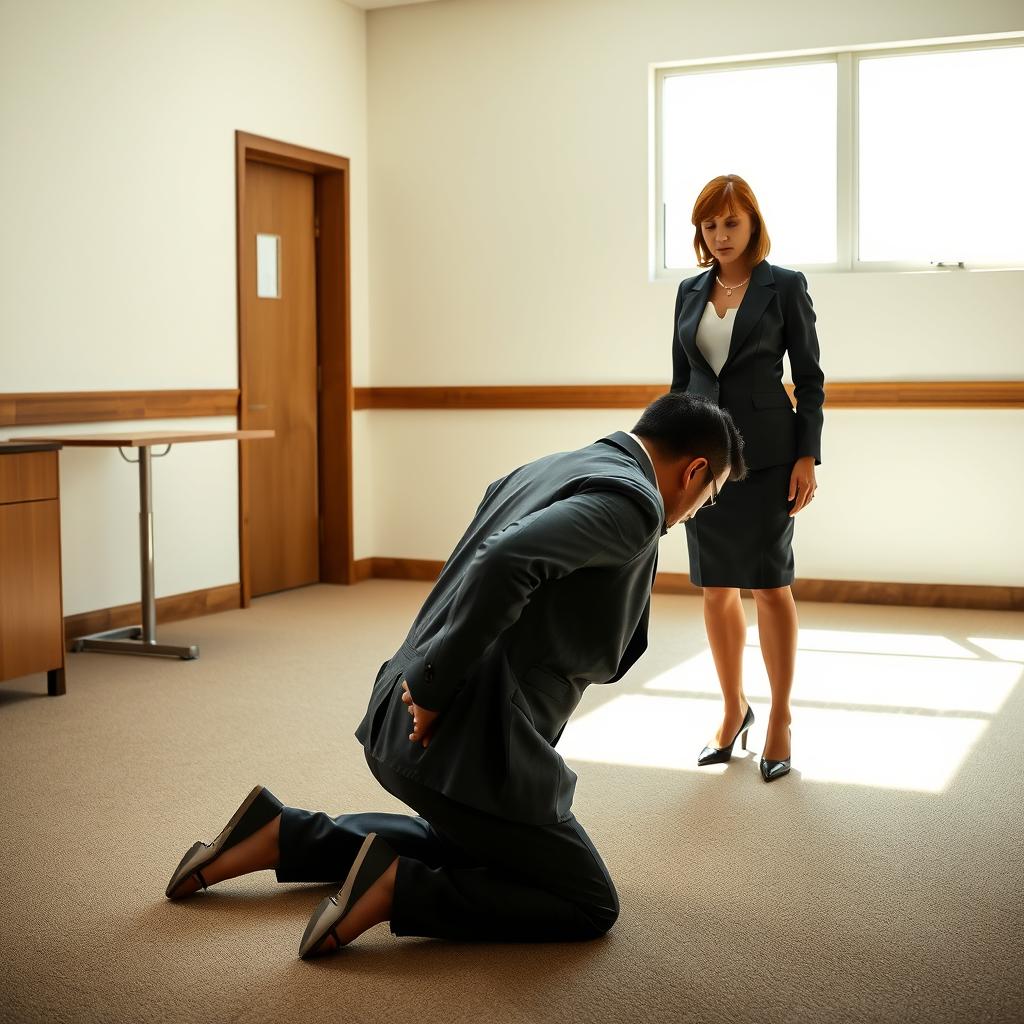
751, 586, 793, 608
703, 586, 740, 607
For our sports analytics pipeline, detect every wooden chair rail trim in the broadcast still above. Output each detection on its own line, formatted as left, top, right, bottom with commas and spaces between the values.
355, 557, 1023, 612
4, 381, 1018, 428
0, 390, 239, 428
354, 381, 1024, 411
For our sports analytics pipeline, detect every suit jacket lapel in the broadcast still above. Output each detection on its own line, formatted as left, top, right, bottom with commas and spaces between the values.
676, 268, 716, 378
721, 260, 775, 373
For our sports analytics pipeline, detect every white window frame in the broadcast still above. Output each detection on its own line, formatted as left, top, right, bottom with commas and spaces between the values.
651, 33, 1024, 279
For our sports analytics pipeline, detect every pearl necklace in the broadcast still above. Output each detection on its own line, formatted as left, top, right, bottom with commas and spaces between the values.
716, 274, 749, 297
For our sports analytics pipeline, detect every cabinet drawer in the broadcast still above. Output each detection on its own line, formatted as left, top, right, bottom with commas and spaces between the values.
0, 451, 59, 504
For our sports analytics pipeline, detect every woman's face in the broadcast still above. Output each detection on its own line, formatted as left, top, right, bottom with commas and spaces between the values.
700, 206, 754, 270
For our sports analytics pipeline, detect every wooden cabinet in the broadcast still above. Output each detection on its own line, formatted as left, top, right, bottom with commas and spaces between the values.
0, 444, 66, 695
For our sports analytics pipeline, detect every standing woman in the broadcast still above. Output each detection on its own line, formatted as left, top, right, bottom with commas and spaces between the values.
670, 174, 824, 782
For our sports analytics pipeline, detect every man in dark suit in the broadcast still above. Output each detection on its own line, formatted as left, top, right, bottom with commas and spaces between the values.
165, 393, 745, 957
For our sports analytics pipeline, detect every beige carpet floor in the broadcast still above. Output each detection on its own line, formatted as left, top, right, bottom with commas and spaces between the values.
1, 581, 1022, 1024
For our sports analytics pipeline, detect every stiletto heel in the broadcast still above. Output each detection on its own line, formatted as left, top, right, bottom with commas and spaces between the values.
697, 704, 755, 766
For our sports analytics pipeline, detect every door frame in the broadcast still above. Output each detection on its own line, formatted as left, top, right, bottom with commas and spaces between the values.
235, 131, 355, 606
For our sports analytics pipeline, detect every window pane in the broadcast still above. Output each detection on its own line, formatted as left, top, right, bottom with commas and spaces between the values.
662, 62, 837, 269
859, 46, 1024, 263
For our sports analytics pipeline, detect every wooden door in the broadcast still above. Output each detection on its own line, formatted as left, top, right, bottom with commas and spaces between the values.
243, 162, 319, 596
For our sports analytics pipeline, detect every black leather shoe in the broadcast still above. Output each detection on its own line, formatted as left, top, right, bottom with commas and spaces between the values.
759, 756, 791, 782
697, 704, 755, 766
299, 833, 398, 959
760, 729, 792, 782
165, 785, 283, 899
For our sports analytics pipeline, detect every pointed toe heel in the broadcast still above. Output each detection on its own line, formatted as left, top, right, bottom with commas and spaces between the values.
696, 705, 755, 766
759, 756, 792, 782
759, 729, 792, 783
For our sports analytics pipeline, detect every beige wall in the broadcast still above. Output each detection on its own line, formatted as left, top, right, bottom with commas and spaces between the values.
0, 0, 370, 614
365, 0, 1024, 586
1, 0, 1022, 620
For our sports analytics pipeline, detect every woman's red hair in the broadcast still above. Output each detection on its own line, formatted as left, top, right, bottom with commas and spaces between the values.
691, 174, 771, 268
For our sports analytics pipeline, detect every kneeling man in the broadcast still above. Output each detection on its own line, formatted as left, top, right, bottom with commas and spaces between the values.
165, 393, 745, 957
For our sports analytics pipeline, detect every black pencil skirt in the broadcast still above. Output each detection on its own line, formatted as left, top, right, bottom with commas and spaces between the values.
685, 462, 795, 590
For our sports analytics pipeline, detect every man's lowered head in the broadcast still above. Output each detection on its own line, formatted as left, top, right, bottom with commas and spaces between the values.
632, 392, 747, 528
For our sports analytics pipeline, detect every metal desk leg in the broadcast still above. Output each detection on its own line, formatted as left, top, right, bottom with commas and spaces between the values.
71, 445, 199, 660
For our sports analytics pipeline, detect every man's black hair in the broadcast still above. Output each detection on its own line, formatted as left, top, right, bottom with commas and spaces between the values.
633, 392, 747, 481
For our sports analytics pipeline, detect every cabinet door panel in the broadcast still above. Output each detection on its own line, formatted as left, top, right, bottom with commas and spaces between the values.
0, 451, 59, 505
0, 500, 64, 681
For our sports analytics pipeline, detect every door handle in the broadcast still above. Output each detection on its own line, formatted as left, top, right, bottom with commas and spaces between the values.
248, 403, 268, 412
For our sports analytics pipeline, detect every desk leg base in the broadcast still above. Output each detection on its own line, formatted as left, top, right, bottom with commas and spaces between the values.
71, 626, 199, 660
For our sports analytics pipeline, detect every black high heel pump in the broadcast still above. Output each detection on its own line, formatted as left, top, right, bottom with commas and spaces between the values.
759, 728, 792, 782
697, 704, 755, 766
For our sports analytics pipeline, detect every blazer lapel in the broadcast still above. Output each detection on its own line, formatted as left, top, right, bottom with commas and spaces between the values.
676, 268, 716, 378
721, 260, 775, 372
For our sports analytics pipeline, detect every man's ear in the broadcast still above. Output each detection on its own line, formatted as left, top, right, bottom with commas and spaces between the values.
682, 456, 709, 489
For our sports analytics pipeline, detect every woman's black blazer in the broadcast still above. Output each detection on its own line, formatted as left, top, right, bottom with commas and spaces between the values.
670, 260, 824, 471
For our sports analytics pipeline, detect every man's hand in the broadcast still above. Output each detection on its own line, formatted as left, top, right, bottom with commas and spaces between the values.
401, 681, 440, 748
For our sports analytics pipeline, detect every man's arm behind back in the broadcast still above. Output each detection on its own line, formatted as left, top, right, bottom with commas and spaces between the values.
403, 477, 663, 713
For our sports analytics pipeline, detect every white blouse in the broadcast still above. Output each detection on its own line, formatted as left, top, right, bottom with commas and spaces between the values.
695, 302, 737, 377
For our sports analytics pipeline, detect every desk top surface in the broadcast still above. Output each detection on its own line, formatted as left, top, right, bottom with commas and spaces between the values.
20, 429, 274, 447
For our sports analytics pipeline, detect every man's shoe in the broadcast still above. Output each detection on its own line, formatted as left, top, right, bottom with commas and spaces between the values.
165, 785, 283, 899
298, 833, 397, 959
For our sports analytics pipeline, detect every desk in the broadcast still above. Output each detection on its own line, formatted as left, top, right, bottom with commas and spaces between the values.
21, 430, 273, 660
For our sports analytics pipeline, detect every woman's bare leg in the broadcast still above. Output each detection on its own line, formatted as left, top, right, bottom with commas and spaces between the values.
702, 587, 750, 747
751, 586, 798, 761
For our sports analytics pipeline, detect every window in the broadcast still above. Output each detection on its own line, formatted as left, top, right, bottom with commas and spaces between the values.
662, 60, 837, 269
858, 46, 1024, 264
655, 38, 1024, 274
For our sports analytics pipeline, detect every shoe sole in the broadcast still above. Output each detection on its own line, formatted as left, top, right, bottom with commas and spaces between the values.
165, 784, 283, 899
298, 832, 396, 959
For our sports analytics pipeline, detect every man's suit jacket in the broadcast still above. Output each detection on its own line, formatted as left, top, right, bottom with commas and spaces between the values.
355, 432, 665, 826
671, 260, 824, 471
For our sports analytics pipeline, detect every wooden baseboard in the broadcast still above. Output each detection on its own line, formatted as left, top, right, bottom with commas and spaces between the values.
781, 576, 1024, 612
64, 583, 242, 647
59, 565, 1018, 648
353, 557, 1022, 612
354, 557, 445, 582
